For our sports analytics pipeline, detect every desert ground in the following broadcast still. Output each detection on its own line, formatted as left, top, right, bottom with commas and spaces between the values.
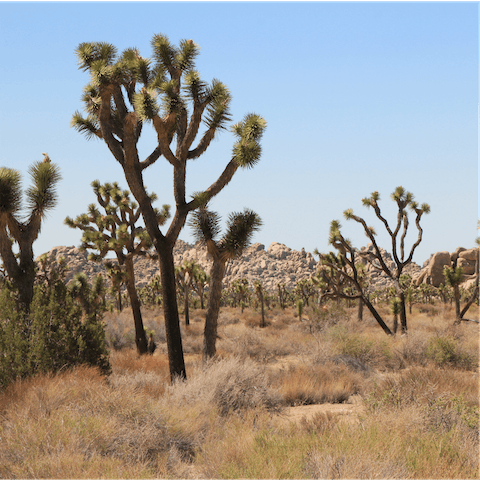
0, 302, 478, 479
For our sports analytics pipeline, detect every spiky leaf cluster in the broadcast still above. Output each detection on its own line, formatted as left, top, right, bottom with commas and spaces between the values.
189, 206, 261, 260
188, 205, 222, 245
232, 114, 267, 169
0, 168, 22, 214
65, 181, 167, 261
221, 209, 263, 257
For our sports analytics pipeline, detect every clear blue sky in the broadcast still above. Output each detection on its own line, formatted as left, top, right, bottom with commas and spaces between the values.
0, 1, 478, 265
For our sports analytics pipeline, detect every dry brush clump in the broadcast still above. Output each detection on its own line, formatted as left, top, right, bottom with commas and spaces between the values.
271, 362, 367, 406
164, 356, 284, 416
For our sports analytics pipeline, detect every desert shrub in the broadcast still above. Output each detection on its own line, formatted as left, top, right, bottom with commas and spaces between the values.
328, 325, 397, 369
165, 356, 283, 416
304, 303, 347, 332
394, 330, 430, 367
303, 449, 410, 480
273, 363, 366, 406
104, 309, 166, 351
422, 393, 479, 437
0, 280, 110, 390
0, 366, 200, 478
426, 334, 477, 370
365, 366, 479, 413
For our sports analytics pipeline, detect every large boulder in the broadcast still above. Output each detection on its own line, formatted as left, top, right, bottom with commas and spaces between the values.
425, 251, 451, 287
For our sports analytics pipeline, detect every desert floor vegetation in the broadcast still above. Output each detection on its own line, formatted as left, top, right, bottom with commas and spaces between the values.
0, 304, 478, 479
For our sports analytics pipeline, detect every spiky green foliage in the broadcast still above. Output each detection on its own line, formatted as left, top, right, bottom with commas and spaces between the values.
26, 161, 61, 217
0, 168, 22, 214
73, 33, 266, 380
221, 209, 263, 257
0, 272, 110, 390
232, 114, 267, 168
189, 206, 262, 259
66, 181, 170, 354
189, 205, 222, 245
0, 158, 61, 309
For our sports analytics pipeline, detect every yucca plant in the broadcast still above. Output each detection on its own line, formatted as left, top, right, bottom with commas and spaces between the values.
72, 35, 266, 380
189, 205, 262, 359
0, 156, 61, 310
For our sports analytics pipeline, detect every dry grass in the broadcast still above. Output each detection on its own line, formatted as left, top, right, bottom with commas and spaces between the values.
0, 303, 478, 478
271, 362, 367, 406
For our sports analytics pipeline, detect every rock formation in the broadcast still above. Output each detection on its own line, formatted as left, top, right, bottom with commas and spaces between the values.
414, 247, 479, 288
38, 241, 478, 294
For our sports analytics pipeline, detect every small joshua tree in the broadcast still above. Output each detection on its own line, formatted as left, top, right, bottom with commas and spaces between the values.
0, 156, 61, 311
65, 181, 169, 354
343, 186, 430, 333
189, 205, 262, 359
254, 280, 266, 328
191, 265, 208, 310
443, 243, 479, 324
390, 297, 401, 335
175, 260, 198, 326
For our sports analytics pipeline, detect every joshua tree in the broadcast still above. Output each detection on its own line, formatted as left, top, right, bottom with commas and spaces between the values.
293, 278, 317, 307
65, 181, 169, 354
316, 222, 393, 336
296, 299, 304, 321
175, 260, 198, 326
72, 35, 266, 380
191, 266, 208, 310
231, 278, 251, 310
443, 246, 479, 324
277, 283, 287, 310
189, 205, 262, 360
390, 297, 401, 335
343, 186, 430, 334
0, 156, 61, 310
254, 280, 266, 327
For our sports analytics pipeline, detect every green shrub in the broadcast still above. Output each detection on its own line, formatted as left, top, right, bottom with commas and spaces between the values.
0, 278, 110, 390
426, 335, 476, 370
329, 326, 374, 363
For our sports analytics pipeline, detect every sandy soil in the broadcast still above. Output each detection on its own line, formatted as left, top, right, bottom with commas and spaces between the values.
277, 394, 366, 426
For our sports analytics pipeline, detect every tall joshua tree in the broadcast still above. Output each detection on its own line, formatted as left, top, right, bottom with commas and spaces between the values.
65, 181, 169, 354
189, 205, 262, 360
72, 35, 266, 380
344, 186, 430, 334
0, 156, 61, 310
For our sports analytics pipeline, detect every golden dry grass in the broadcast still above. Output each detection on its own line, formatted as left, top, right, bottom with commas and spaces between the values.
0, 303, 478, 478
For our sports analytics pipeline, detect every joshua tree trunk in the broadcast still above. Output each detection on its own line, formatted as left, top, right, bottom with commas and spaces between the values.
393, 313, 398, 335
362, 296, 393, 336
357, 297, 364, 321
125, 257, 148, 354
259, 291, 266, 328
203, 259, 226, 360
399, 291, 408, 334
158, 245, 187, 379
184, 287, 190, 326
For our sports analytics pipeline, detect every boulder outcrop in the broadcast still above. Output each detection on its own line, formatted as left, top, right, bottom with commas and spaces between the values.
413, 247, 479, 288
38, 241, 477, 293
